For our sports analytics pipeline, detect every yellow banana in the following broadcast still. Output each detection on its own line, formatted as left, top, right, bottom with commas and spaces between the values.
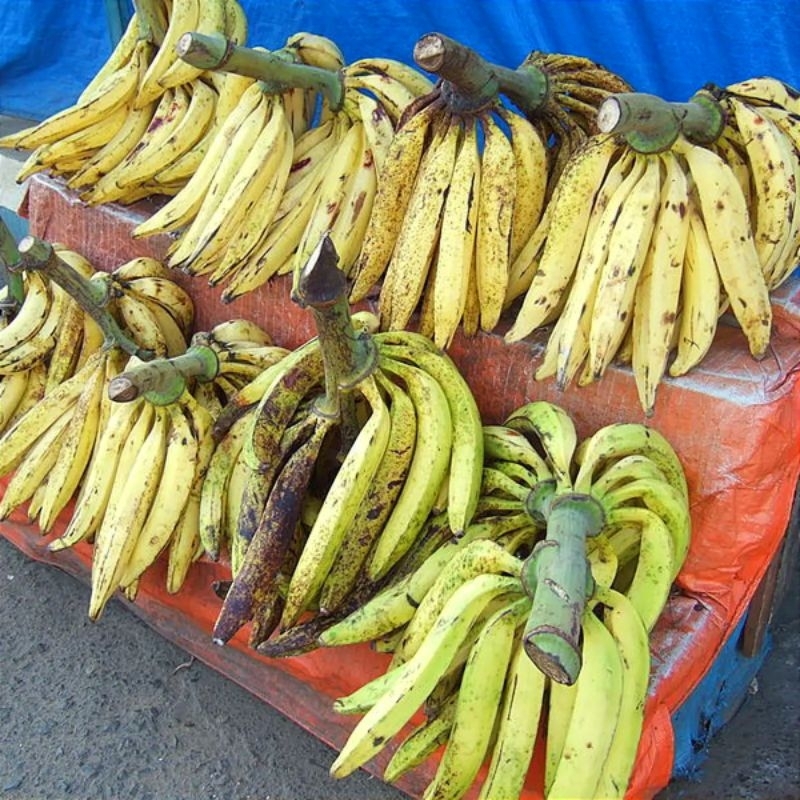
433, 116, 480, 349
380, 114, 460, 331
475, 111, 516, 332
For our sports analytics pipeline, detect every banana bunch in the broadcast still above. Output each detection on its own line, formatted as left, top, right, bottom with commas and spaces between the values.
0, 244, 111, 433
326, 551, 653, 800
105, 255, 196, 357
207, 324, 485, 649
505, 97, 790, 413
321, 402, 689, 800
348, 34, 634, 349
0, 0, 250, 200
201, 241, 483, 649
348, 89, 547, 348
132, 35, 432, 301
26, 315, 280, 615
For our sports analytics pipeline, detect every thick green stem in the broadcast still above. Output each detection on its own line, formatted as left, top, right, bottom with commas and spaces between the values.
597, 92, 681, 152
0, 218, 24, 307
597, 91, 725, 152
176, 32, 345, 110
521, 492, 605, 685
413, 32, 548, 114
682, 89, 727, 144
292, 234, 377, 448
16, 235, 153, 360
107, 344, 219, 405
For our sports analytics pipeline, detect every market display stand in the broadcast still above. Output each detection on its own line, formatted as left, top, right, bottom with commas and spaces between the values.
3, 173, 799, 800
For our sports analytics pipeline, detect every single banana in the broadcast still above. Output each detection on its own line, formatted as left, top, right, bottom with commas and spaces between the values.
503, 401, 578, 489
604, 505, 675, 632
668, 201, 723, 377
475, 111, 516, 333
477, 634, 547, 800
432, 115, 481, 349
546, 608, 624, 800
383, 695, 457, 785
602, 477, 690, 581
594, 588, 653, 800
0, 370, 30, 434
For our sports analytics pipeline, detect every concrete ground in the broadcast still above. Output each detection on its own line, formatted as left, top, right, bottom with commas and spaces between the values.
1, 114, 799, 800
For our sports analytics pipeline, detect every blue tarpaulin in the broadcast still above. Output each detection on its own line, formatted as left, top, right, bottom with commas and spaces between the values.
1, 1, 798, 121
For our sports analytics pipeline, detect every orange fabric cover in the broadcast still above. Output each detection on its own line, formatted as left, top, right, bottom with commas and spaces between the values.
2, 173, 797, 799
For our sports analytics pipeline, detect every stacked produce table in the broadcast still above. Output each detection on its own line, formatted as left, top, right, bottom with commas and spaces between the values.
1, 172, 798, 799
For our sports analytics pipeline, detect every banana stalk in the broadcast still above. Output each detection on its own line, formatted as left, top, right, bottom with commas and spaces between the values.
521, 485, 605, 685
413, 32, 548, 114
597, 90, 726, 152
107, 344, 220, 404
0, 218, 24, 308
132, 0, 167, 46
176, 31, 345, 110
16, 236, 153, 360
292, 233, 378, 447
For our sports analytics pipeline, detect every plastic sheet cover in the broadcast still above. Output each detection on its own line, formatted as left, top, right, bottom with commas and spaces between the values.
1, 0, 799, 120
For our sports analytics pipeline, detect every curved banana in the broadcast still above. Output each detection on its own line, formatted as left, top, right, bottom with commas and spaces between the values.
475, 111, 516, 332
668, 201, 723, 377
367, 359, 452, 580
594, 588, 653, 800
546, 608, 624, 800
